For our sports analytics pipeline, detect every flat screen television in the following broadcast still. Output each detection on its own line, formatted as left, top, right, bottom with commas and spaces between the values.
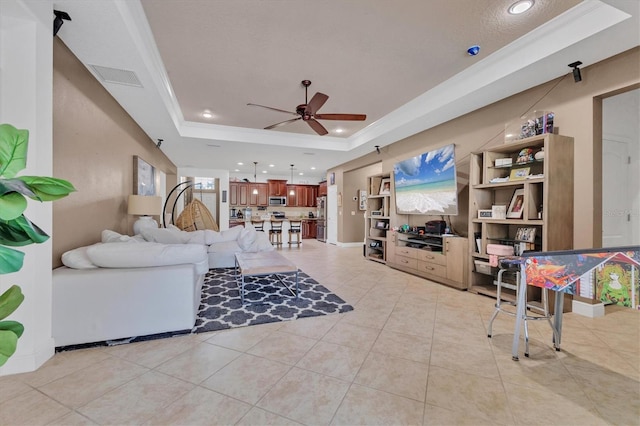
393, 144, 458, 215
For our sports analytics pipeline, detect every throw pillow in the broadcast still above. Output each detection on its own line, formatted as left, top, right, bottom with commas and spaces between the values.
210, 225, 243, 243
237, 227, 257, 251
61, 244, 100, 269
140, 227, 189, 244
102, 229, 140, 243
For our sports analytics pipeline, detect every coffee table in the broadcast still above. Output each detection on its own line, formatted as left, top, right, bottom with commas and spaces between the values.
234, 251, 299, 304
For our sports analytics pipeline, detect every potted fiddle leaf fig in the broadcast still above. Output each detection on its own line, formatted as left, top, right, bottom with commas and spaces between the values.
0, 123, 75, 367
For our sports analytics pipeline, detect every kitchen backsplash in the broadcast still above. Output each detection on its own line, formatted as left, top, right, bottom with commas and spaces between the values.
231, 206, 317, 219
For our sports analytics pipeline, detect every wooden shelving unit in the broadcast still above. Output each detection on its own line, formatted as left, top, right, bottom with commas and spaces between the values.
365, 173, 391, 263
468, 133, 574, 309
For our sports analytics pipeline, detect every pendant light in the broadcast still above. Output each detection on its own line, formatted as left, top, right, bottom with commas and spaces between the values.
252, 161, 259, 195
289, 164, 295, 195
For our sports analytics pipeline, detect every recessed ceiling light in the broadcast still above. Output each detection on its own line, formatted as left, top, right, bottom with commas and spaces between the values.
202, 110, 213, 119
335, 128, 344, 133
508, 0, 534, 14
237, 162, 244, 165
262, 170, 267, 174
311, 166, 316, 170
299, 172, 304, 176
269, 164, 275, 168
234, 169, 240, 172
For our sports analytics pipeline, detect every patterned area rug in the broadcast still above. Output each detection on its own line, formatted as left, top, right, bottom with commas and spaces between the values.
192, 268, 354, 333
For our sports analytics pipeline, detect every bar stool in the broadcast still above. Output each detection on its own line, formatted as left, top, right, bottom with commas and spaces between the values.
251, 219, 265, 232
269, 220, 283, 246
288, 220, 302, 246
487, 257, 557, 358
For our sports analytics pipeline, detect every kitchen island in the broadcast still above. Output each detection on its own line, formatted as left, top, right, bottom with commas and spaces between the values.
229, 216, 318, 244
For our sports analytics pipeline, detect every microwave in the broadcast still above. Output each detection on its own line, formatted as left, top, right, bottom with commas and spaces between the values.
269, 196, 287, 206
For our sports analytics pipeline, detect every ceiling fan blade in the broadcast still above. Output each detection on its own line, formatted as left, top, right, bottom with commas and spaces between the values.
247, 103, 298, 116
314, 113, 367, 121
307, 118, 328, 136
264, 117, 301, 130
305, 92, 329, 115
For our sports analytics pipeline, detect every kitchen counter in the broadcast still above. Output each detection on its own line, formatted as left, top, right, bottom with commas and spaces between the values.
228, 217, 318, 241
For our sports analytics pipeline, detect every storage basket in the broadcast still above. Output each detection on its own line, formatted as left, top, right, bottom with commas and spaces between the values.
175, 199, 219, 232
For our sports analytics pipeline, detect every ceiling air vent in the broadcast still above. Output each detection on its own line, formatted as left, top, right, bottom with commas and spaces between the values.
89, 65, 143, 88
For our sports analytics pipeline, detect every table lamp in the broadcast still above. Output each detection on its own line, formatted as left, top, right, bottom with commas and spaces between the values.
128, 195, 162, 235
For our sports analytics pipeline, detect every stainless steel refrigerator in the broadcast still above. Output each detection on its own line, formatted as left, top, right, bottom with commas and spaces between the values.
316, 196, 326, 242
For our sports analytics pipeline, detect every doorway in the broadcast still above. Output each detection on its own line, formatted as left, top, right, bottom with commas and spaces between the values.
602, 88, 640, 246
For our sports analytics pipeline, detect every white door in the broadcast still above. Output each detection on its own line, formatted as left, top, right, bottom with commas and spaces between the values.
200, 192, 217, 224
327, 185, 338, 245
602, 138, 634, 246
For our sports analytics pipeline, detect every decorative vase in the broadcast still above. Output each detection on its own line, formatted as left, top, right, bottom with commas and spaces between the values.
534, 148, 545, 160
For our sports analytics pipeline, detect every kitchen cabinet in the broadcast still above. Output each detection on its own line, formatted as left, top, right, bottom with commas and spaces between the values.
249, 183, 268, 206
302, 220, 317, 239
318, 181, 327, 196
286, 184, 319, 207
268, 179, 288, 196
229, 182, 239, 206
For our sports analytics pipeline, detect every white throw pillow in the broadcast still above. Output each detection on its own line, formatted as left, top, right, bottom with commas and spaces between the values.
101, 229, 139, 243
140, 227, 189, 244
210, 225, 243, 243
61, 244, 100, 269
237, 227, 257, 251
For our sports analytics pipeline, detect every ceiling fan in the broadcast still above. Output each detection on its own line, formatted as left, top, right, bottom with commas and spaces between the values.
247, 80, 366, 136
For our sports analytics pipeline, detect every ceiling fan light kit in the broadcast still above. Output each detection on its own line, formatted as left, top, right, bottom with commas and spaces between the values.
248, 80, 366, 136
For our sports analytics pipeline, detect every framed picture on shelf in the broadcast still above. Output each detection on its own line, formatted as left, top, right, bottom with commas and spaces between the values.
509, 167, 530, 181
358, 189, 367, 211
374, 220, 388, 230
515, 227, 536, 242
506, 188, 525, 219
379, 178, 391, 194
133, 156, 156, 196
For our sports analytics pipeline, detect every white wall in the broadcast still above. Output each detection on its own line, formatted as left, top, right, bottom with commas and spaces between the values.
0, 0, 55, 375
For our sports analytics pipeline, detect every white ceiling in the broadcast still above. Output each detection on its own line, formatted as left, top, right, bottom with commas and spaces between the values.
53, 0, 639, 181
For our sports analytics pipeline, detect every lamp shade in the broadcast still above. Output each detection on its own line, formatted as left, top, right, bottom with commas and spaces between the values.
127, 195, 161, 216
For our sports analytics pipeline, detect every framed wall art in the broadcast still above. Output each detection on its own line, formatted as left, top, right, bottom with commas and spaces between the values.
359, 189, 367, 211
134, 155, 156, 196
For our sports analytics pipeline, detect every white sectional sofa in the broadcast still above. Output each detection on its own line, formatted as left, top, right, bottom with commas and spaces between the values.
53, 226, 274, 347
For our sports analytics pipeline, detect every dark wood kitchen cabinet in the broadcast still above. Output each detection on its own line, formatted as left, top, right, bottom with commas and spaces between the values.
249, 183, 268, 206
302, 220, 317, 239
268, 179, 288, 196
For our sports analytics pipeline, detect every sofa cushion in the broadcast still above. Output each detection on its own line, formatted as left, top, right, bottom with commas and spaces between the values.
237, 227, 258, 250
61, 244, 100, 269
207, 240, 241, 254
86, 242, 208, 274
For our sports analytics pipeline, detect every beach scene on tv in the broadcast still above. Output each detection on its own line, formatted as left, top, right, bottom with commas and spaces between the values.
393, 144, 458, 215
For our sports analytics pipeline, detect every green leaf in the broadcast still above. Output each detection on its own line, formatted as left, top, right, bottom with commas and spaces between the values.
18, 176, 76, 201
0, 191, 27, 221
0, 245, 24, 274
0, 215, 49, 247
0, 285, 24, 320
0, 124, 28, 179
0, 178, 38, 198
0, 329, 19, 367
0, 320, 24, 338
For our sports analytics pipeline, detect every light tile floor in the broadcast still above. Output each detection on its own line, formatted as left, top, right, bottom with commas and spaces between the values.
1, 240, 639, 425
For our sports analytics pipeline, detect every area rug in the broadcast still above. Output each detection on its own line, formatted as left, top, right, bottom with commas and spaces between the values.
192, 267, 354, 333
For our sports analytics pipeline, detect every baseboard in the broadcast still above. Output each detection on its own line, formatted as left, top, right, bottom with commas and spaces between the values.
572, 300, 605, 318
337, 242, 364, 248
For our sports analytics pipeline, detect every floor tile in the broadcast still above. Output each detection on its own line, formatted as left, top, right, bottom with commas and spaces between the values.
257, 367, 350, 425
103, 333, 201, 368
236, 407, 302, 425
370, 329, 432, 364
204, 321, 281, 351
331, 384, 424, 425
77, 371, 194, 424
322, 321, 380, 350
246, 331, 317, 365
156, 342, 241, 384
354, 351, 429, 402
201, 353, 291, 404
146, 386, 251, 425
0, 389, 70, 425
296, 340, 368, 381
